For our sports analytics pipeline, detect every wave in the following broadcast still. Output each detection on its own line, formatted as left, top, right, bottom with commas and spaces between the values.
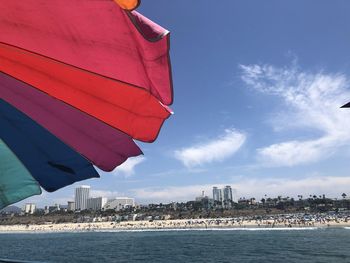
0, 227, 320, 234
92, 227, 319, 233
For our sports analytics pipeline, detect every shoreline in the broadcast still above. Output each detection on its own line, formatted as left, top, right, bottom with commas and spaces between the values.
0, 218, 349, 233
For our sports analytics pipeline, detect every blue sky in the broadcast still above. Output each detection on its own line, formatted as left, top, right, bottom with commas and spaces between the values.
22, 0, 350, 207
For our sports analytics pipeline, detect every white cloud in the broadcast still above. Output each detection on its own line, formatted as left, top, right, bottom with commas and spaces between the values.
233, 176, 350, 199
174, 129, 246, 168
240, 63, 350, 166
131, 184, 217, 203
112, 156, 145, 177
131, 175, 350, 203
90, 190, 120, 199
257, 138, 335, 166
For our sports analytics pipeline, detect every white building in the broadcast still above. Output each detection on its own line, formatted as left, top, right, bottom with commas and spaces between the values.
24, 203, 36, 214
223, 186, 233, 202
222, 186, 233, 208
232, 188, 238, 203
213, 186, 238, 207
103, 197, 135, 211
75, 185, 90, 211
213, 187, 222, 202
67, 201, 75, 211
87, 197, 107, 211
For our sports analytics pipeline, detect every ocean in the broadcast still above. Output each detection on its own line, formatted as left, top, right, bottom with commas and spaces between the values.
0, 228, 349, 263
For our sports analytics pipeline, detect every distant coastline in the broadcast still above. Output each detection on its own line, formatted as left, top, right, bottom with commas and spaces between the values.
0, 216, 349, 233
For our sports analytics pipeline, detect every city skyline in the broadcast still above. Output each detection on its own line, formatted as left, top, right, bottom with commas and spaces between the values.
15, 1, 350, 207
15, 184, 350, 211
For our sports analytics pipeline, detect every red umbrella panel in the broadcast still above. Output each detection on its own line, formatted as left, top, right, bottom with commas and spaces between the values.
0, 72, 143, 172
0, 0, 173, 105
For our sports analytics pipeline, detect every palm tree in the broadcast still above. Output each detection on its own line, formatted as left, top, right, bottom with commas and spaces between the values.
342, 193, 347, 199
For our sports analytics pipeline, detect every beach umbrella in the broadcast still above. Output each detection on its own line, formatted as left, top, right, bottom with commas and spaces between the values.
0, 0, 173, 208
0, 100, 100, 190
0, 72, 143, 171
0, 139, 41, 209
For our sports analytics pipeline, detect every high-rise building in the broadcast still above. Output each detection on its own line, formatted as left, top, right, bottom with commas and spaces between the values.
212, 187, 222, 202
87, 197, 107, 211
213, 186, 238, 208
75, 185, 90, 211
223, 185, 233, 202
232, 188, 238, 203
24, 203, 36, 214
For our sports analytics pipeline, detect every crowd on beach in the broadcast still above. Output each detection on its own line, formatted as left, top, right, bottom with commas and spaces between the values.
0, 213, 349, 232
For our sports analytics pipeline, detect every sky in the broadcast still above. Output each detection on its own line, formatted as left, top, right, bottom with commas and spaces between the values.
20, 0, 350, 207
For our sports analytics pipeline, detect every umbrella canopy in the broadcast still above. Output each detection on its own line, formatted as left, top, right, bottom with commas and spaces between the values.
0, 100, 100, 194
0, 0, 173, 208
0, 72, 143, 171
0, 139, 41, 209
0, 0, 173, 105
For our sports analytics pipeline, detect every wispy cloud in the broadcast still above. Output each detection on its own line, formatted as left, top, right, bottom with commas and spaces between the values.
105, 156, 146, 177
131, 175, 350, 203
240, 63, 350, 166
174, 129, 246, 168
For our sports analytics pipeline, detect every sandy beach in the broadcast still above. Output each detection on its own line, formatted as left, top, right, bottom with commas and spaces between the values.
0, 216, 349, 233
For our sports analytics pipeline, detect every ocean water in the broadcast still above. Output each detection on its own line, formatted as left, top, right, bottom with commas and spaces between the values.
0, 228, 349, 263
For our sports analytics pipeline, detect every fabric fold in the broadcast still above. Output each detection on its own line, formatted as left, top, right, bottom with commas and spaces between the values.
0, 73, 142, 171
0, 0, 173, 105
0, 100, 99, 192
0, 43, 171, 142
0, 139, 42, 209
